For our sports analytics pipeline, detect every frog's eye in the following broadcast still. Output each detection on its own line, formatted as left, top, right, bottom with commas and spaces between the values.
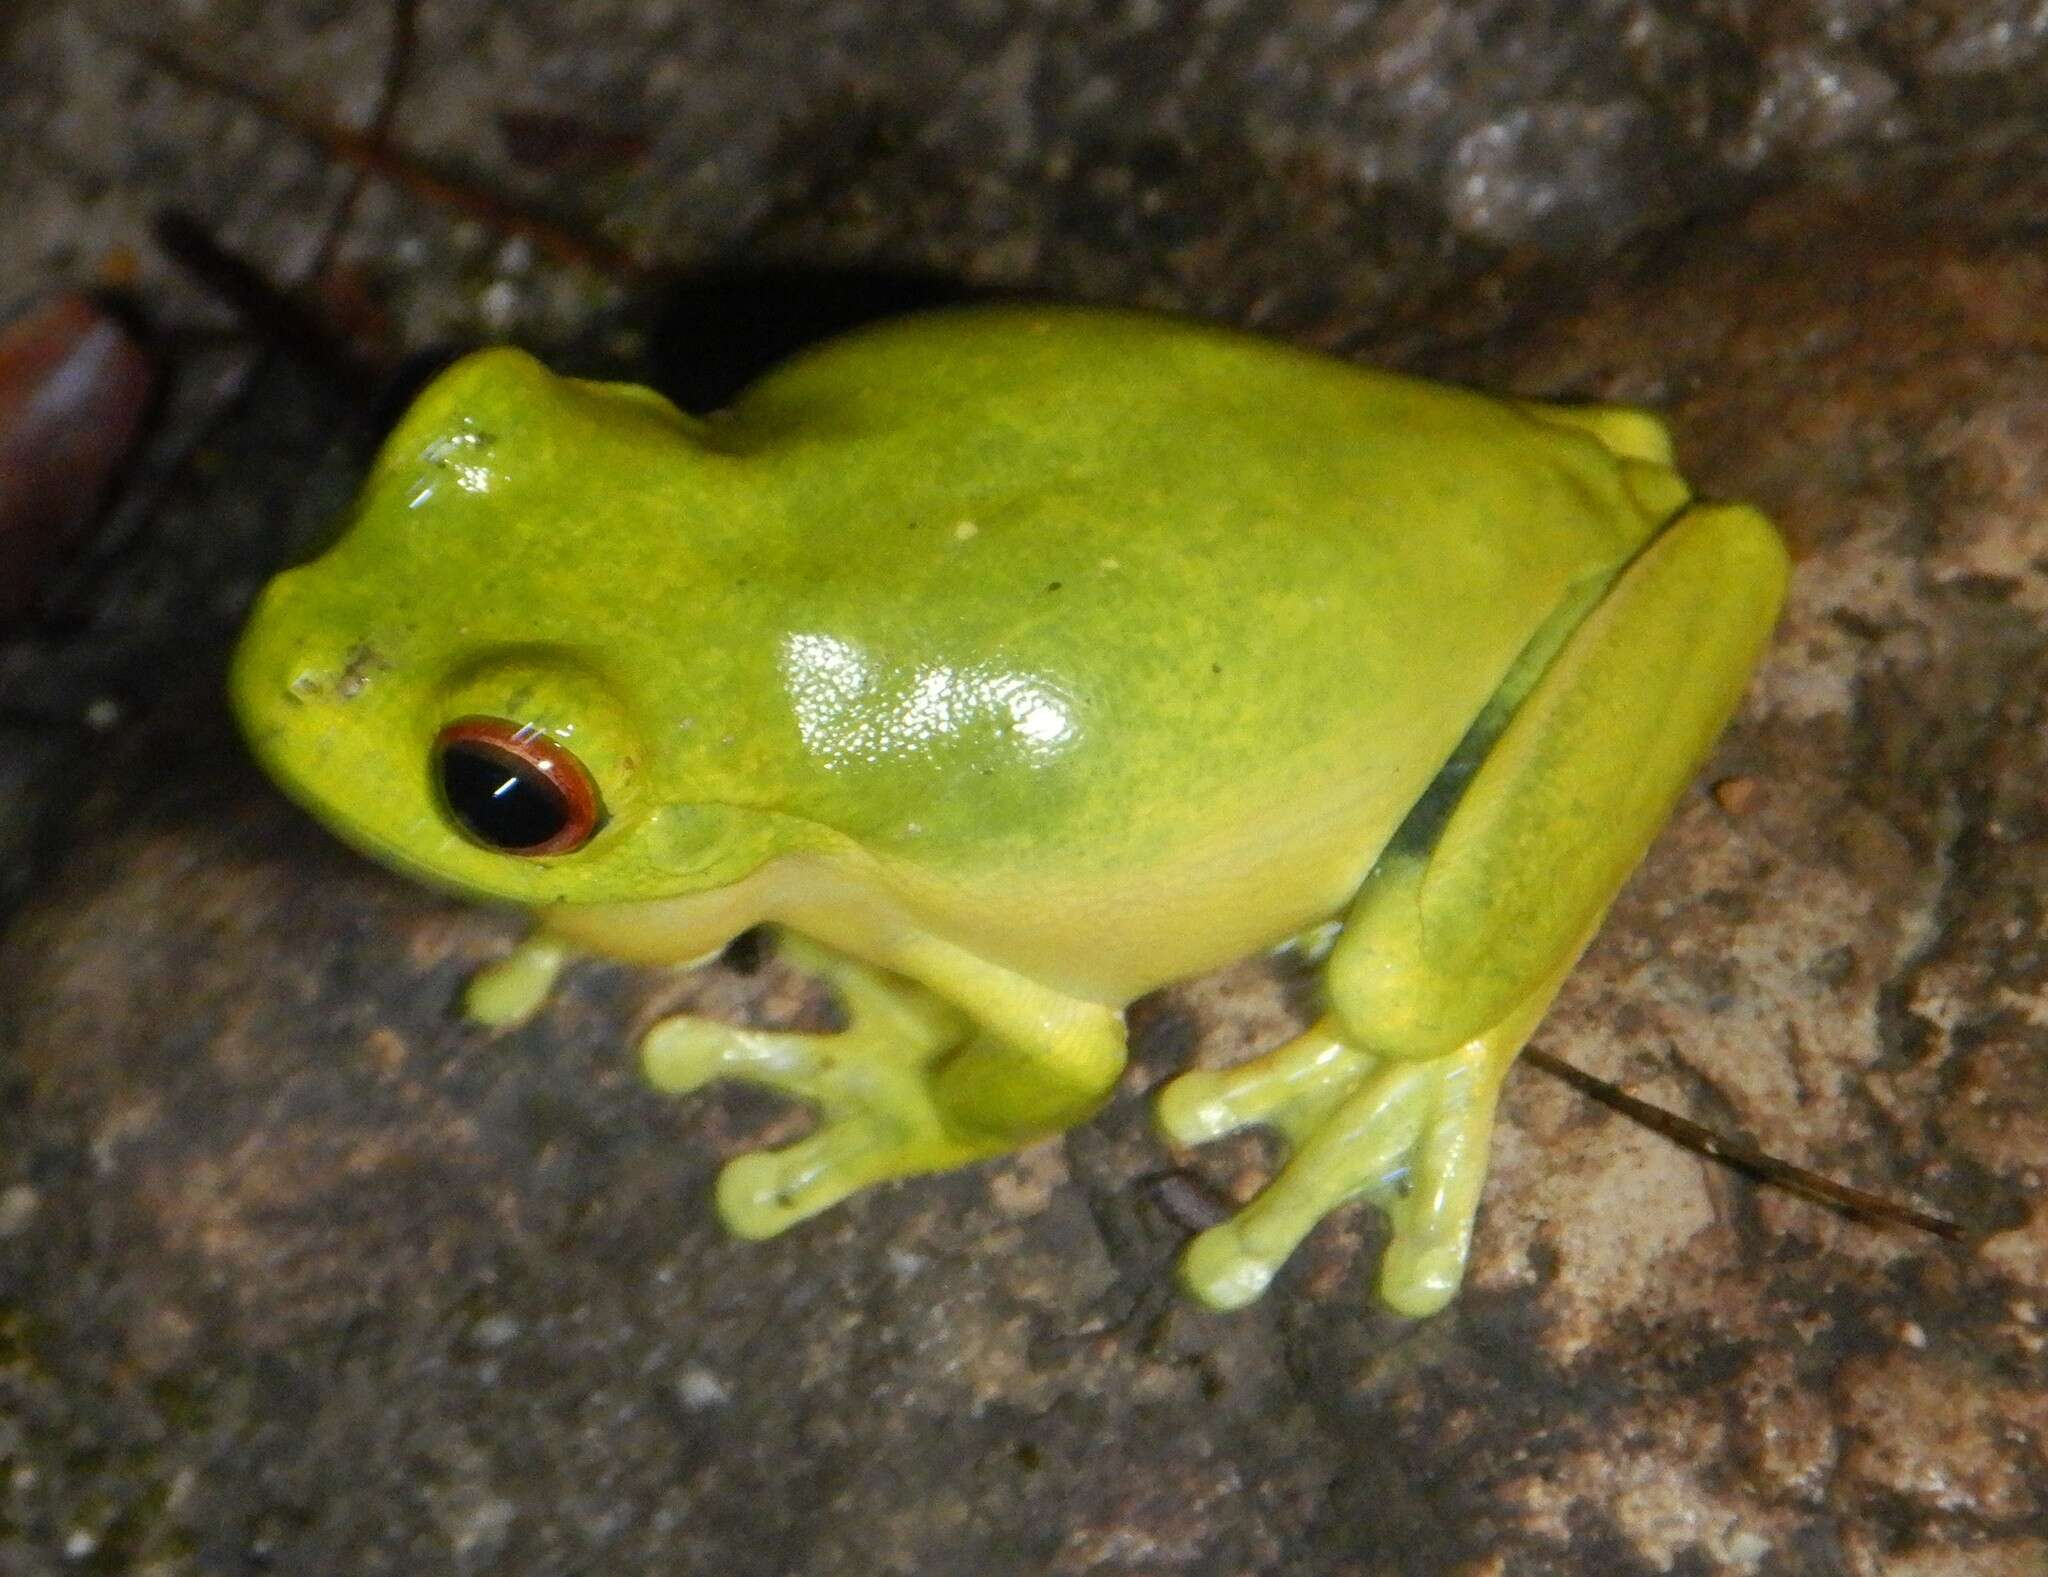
434, 717, 604, 856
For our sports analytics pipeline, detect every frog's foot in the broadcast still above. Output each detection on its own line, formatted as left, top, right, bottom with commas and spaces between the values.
463, 937, 569, 1029
1156, 1017, 1506, 1316
640, 935, 1005, 1238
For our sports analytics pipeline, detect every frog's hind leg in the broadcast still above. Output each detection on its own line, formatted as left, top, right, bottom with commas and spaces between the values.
1158, 500, 1789, 1315
642, 931, 1124, 1238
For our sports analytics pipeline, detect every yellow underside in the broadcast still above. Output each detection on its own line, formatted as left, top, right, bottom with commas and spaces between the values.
534, 811, 1375, 1006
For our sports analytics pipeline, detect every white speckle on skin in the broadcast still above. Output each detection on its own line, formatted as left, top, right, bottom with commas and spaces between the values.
953, 519, 979, 541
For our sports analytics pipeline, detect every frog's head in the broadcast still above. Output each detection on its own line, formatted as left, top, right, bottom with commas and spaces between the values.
231, 348, 797, 907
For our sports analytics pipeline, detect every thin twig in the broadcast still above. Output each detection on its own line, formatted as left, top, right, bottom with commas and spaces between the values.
109, 25, 642, 278
303, 0, 420, 282
1522, 1044, 1970, 1242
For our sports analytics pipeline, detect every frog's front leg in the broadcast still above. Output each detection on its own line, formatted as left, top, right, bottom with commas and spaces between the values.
1159, 501, 1789, 1315
641, 931, 1126, 1238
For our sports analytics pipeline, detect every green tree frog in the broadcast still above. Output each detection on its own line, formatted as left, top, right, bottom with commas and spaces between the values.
231, 306, 1787, 1315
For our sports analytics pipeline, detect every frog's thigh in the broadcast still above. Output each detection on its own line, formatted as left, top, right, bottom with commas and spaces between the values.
1327, 501, 1788, 1060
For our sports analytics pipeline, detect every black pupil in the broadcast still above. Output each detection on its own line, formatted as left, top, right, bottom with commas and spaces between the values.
439, 741, 570, 850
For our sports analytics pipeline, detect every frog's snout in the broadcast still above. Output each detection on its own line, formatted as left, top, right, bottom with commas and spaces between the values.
233, 569, 390, 712
285, 641, 393, 705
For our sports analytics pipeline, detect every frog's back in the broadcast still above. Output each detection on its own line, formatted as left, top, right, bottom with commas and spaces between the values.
717, 307, 1673, 996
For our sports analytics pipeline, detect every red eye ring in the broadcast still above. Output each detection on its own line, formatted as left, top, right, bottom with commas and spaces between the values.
433, 716, 604, 857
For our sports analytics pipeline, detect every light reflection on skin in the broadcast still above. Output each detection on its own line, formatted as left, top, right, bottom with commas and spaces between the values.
781, 631, 1078, 768
409, 426, 500, 508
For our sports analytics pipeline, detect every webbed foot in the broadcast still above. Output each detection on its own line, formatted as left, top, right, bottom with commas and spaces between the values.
1156, 1017, 1507, 1316
640, 934, 1008, 1237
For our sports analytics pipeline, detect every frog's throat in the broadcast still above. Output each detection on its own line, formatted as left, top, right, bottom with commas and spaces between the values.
531, 848, 898, 969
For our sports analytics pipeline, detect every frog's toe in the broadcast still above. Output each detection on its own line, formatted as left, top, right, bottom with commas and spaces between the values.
712, 1084, 1002, 1237
1155, 1018, 1377, 1149
1179, 1219, 1286, 1309
1376, 1238, 1470, 1318
1153, 1070, 1244, 1144
640, 1015, 823, 1098
640, 1016, 728, 1093
1175, 1058, 1435, 1309
715, 1126, 893, 1239
462, 939, 567, 1029
1375, 1052, 1504, 1316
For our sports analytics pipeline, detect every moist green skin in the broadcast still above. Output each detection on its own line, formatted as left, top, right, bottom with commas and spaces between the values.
232, 305, 1788, 1315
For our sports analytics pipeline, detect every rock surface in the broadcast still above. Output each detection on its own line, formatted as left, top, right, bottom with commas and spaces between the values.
3, 4, 2047, 1575
5, 182, 2044, 1577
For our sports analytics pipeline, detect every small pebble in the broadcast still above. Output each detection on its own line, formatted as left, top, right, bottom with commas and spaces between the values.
1713, 775, 1760, 814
